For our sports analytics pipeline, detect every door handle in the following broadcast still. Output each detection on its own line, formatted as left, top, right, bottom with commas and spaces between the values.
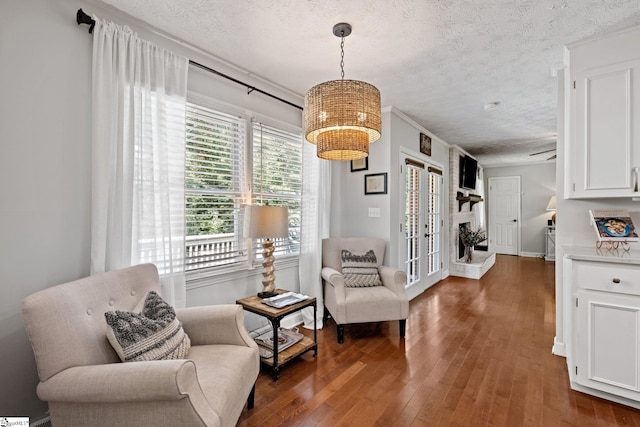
512, 219, 517, 222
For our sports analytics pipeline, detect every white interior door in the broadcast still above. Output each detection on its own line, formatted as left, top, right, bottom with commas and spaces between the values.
488, 176, 520, 255
401, 155, 442, 298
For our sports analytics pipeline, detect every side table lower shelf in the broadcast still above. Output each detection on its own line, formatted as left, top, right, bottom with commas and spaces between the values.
236, 289, 317, 381
259, 335, 316, 369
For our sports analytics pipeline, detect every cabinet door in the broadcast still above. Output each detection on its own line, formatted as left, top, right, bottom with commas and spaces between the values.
570, 59, 640, 198
575, 289, 640, 401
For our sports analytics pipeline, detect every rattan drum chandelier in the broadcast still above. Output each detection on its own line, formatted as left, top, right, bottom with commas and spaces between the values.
304, 23, 381, 160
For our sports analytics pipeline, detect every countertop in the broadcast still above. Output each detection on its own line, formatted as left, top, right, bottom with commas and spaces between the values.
563, 245, 640, 265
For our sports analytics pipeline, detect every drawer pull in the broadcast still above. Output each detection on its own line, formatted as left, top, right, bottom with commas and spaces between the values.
612, 278, 621, 284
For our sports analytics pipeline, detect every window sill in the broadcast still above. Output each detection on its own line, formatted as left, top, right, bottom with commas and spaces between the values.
186, 256, 299, 290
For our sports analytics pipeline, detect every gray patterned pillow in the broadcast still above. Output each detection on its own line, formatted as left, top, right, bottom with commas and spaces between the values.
105, 291, 191, 362
341, 249, 382, 287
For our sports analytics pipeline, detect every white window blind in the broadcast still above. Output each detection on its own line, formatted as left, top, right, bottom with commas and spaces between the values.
251, 122, 302, 260
185, 103, 248, 271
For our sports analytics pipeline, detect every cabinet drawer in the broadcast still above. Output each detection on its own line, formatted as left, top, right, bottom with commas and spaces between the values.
574, 261, 640, 295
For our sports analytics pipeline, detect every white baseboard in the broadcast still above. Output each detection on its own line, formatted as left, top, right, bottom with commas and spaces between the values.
520, 251, 544, 258
570, 381, 640, 410
552, 337, 566, 357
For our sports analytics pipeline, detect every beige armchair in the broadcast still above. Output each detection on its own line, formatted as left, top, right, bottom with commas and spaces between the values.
22, 264, 259, 427
322, 237, 409, 343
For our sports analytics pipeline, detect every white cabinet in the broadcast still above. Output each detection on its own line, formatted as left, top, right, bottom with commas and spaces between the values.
575, 289, 640, 400
569, 256, 640, 405
565, 26, 640, 199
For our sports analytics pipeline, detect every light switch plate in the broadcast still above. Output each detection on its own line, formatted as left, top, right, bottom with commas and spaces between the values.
368, 207, 381, 217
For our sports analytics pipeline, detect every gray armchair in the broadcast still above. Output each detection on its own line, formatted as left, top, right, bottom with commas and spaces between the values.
322, 237, 409, 343
22, 264, 259, 427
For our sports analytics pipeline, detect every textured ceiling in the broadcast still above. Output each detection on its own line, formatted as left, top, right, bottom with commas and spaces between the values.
98, 0, 640, 167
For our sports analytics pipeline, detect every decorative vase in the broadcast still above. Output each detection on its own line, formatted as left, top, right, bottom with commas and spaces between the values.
464, 245, 473, 263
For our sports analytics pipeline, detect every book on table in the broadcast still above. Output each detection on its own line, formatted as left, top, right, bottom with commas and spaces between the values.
589, 209, 639, 242
261, 291, 309, 308
254, 327, 304, 358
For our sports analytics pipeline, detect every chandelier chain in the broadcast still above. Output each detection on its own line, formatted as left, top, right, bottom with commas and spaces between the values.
340, 34, 345, 80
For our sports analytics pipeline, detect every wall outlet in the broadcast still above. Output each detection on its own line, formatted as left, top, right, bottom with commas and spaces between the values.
368, 207, 381, 218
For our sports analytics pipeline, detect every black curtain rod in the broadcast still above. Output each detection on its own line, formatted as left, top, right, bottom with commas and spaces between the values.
76, 8, 303, 111
187, 61, 303, 110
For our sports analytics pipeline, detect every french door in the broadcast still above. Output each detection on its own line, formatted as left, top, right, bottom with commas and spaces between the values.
402, 155, 443, 298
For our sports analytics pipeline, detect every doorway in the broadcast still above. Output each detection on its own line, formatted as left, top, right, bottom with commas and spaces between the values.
488, 176, 521, 255
401, 154, 443, 299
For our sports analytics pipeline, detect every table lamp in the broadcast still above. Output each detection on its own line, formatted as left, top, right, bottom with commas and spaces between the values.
546, 196, 557, 224
244, 205, 289, 298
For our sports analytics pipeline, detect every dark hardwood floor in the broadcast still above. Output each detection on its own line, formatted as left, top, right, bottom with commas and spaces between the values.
237, 255, 640, 426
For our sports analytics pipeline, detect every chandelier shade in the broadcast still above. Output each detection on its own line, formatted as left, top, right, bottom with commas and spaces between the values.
304, 79, 381, 160
303, 23, 382, 161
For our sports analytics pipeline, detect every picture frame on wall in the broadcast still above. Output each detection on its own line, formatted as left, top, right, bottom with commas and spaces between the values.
364, 173, 388, 195
350, 157, 368, 172
420, 133, 432, 156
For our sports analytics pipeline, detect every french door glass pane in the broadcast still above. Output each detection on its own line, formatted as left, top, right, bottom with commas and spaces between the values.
404, 165, 422, 284
427, 172, 441, 275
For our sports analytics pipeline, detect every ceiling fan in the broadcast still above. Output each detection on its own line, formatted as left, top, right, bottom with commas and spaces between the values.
529, 148, 557, 160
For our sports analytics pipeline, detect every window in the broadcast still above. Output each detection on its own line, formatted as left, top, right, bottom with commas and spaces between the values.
184, 102, 302, 273
251, 122, 302, 259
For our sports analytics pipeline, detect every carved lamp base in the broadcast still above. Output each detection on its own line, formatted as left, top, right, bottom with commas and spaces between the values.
257, 239, 279, 298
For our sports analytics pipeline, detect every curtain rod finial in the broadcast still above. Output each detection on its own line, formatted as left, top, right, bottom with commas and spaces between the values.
76, 8, 96, 33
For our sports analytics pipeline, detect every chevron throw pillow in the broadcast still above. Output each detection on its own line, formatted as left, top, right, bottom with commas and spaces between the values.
105, 291, 191, 362
341, 249, 382, 288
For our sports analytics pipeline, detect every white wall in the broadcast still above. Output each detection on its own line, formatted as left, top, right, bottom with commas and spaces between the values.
484, 162, 557, 256
0, 0, 303, 420
1, 0, 92, 418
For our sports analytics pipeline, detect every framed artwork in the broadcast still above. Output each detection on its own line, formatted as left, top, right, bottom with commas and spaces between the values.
350, 157, 368, 172
364, 173, 388, 195
420, 133, 432, 156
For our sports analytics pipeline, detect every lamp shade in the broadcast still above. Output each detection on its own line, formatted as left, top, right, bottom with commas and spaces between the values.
546, 196, 557, 211
244, 205, 289, 239
304, 79, 381, 160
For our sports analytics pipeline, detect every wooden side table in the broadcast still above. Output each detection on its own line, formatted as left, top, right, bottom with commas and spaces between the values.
236, 289, 317, 380
545, 225, 556, 261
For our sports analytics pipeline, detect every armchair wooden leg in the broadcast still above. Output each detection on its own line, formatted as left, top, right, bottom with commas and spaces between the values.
337, 324, 344, 344
247, 383, 256, 409
399, 319, 407, 339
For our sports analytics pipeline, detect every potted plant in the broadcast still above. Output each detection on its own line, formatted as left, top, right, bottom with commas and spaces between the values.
459, 227, 487, 262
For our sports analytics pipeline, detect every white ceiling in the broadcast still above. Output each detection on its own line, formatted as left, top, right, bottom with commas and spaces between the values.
98, 0, 640, 167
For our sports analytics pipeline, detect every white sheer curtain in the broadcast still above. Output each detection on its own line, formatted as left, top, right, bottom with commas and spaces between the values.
298, 141, 332, 329
90, 17, 189, 307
